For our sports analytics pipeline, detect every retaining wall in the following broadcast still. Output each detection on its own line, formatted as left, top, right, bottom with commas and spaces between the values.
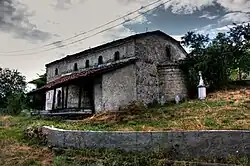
42, 126, 250, 160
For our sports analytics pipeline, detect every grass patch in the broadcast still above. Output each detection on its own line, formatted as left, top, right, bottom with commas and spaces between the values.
0, 139, 53, 166
1, 138, 250, 166
204, 118, 218, 129
0, 97, 249, 133
3, 86, 249, 132
0, 87, 250, 165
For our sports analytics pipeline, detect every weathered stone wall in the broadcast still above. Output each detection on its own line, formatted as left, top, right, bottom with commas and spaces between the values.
46, 40, 135, 82
79, 82, 93, 109
42, 127, 250, 160
134, 35, 187, 104
135, 61, 159, 104
102, 64, 137, 111
67, 84, 79, 108
158, 65, 188, 102
94, 77, 103, 113
135, 35, 186, 66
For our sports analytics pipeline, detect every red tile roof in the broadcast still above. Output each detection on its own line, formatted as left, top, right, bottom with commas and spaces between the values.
42, 57, 137, 90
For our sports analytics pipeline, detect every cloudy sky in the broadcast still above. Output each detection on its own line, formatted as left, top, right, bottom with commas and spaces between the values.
0, 0, 249, 82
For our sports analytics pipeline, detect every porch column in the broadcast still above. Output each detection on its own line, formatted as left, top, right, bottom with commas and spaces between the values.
62, 86, 65, 109
52, 88, 56, 110
65, 85, 69, 108
78, 86, 82, 109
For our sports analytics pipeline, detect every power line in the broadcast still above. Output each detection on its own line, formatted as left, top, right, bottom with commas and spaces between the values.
0, 0, 163, 54
0, 0, 169, 56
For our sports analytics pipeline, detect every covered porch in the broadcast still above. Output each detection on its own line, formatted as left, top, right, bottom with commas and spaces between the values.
35, 57, 137, 117
47, 77, 95, 114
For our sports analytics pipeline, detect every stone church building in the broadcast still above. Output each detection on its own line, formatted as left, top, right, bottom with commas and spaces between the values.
35, 30, 188, 114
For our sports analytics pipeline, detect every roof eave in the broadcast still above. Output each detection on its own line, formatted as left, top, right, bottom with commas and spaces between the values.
43, 57, 138, 91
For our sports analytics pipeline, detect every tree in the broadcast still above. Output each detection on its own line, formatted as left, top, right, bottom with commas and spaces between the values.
28, 73, 47, 89
205, 33, 232, 86
228, 23, 250, 80
0, 67, 26, 109
27, 73, 47, 110
181, 22, 250, 96
181, 31, 210, 57
6, 93, 27, 115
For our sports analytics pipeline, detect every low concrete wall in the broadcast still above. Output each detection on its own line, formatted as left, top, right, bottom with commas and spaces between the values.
42, 126, 250, 160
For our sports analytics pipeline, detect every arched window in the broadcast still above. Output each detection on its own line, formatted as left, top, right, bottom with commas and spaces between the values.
166, 46, 171, 60
55, 68, 58, 75
98, 56, 103, 65
73, 63, 78, 71
114, 51, 120, 61
85, 60, 90, 68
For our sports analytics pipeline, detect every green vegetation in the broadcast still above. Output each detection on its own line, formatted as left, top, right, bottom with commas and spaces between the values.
1, 120, 250, 166
0, 67, 28, 115
0, 68, 46, 116
1, 87, 249, 134
28, 73, 47, 89
0, 100, 249, 133
1, 87, 250, 165
181, 22, 250, 96
1, 137, 249, 166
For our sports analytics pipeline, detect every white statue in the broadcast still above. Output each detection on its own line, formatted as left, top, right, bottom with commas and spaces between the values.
198, 71, 206, 100
175, 95, 181, 104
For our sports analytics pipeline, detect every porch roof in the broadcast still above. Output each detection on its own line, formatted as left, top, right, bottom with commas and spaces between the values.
30, 57, 137, 93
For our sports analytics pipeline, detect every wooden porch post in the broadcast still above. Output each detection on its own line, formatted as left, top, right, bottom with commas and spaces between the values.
52, 88, 56, 110
65, 85, 69, 108
78, 86, 82, 109
62, 86, 65, 109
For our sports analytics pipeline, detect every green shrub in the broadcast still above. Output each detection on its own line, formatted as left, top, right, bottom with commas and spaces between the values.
6, 93, 27, 115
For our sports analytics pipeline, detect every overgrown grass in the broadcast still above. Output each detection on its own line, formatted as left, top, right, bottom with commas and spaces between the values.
1, 137, 250, 166
1, 97, 249, 135
0, 102, 245, 134
0, 87, 250, 165
52, 148, 250, 166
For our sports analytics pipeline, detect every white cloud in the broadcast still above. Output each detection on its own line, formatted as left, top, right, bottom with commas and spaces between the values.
220, 12, 250, 23
199, 13, 218, 20
166, 0, 250, 15
51, 0, 72, 10
104, 25, 135, 40
1, 0, 249, 82
196, 22, 248, 40
171, 35, 183, 41
0, 0, 51, 41
196, 24, 213, 33
217, 0, 250, 13
216, 0, 250, 27
216, 22, 250, 31
0, 0, 163, 81
216, 25, 234, 31
165, 0, 214, 14
195, 24, 218, 38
